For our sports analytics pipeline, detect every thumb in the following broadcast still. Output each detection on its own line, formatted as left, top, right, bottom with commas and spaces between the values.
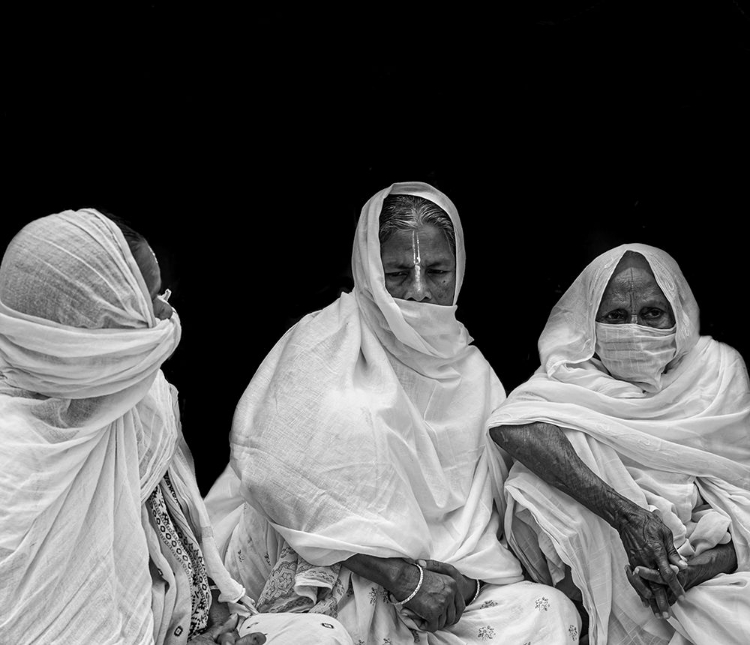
666, 545, 688, 570
416, 559, 458, 577
204, 613, 240, 638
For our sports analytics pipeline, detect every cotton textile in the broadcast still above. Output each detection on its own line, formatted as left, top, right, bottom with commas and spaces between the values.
0, 210, 245, 645
206, 182, 580, 643
486, 243, 750, 645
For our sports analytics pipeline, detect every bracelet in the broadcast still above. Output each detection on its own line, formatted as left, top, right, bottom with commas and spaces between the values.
470, 578, 482, 605
390, 562, 424, 607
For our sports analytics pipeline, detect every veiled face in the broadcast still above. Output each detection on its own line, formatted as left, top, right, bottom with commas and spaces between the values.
132, 242, 173, 320
596, 253, 674, 328
380, 224, 456, 306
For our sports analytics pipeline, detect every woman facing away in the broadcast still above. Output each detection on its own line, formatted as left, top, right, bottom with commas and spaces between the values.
487, 244, 750, 644
0, 209, 350, 644
205, 181, 582, 644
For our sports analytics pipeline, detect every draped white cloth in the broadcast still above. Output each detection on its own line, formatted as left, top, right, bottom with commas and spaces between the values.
206, 182, 581, 643
486, 243, 750, 645
0, 210, 245, 645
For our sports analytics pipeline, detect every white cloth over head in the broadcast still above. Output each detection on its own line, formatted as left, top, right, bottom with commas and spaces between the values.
207, 182, 583, 644
486, 242, 750, 645
0, 209, 244, 645
214, 181, 520, 576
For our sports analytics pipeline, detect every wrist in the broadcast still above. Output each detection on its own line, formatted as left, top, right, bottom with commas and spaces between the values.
390, 562, 424, 605
465, 577, 482, 605
606, 494, 642, 531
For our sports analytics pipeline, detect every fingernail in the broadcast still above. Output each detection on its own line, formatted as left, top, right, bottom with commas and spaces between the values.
662, 612, 670, 620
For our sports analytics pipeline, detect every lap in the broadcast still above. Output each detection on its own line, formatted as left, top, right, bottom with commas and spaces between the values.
238, 612, 354, 645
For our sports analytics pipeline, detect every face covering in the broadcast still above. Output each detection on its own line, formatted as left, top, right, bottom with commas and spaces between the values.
594, 322, 677, 391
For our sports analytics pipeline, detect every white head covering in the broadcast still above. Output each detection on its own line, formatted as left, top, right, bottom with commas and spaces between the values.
218, 181, 522, 584
539, 242, 699, 384
352, 181, 472, 373
0, 210, 241, 645
486, 243, 750, 644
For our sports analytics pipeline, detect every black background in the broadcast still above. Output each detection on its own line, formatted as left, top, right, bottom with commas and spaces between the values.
4, 1, 750, 493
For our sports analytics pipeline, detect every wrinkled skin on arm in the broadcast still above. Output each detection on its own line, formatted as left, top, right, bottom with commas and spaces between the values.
490, 422, 687, 618
344, 554, 477, 632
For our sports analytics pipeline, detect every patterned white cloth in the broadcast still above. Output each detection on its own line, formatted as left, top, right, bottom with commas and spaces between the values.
486, 243, 750, 645
206, 182, 581, 643
0, 210, 245, 644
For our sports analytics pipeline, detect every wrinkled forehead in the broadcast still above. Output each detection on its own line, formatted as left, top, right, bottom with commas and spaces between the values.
600, 251, 671, 310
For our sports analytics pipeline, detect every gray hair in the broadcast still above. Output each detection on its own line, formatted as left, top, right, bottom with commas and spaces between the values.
378, 194, 456, 255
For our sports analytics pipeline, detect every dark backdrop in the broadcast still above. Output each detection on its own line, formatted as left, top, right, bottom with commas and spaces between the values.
5, 1, 750, 493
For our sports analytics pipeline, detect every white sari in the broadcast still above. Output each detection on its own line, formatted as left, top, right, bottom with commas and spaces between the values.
206, 182, 581, 644
0, 210, 245, 645
486, 243, 750, 645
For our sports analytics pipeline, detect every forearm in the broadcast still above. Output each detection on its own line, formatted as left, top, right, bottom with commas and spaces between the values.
490, 422, 640, 529
684, 542, 737, 591
344, 553, 419, 600
207, 582, 232, 627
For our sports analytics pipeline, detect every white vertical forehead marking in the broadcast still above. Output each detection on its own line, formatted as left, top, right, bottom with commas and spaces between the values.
412, 229, 422, 286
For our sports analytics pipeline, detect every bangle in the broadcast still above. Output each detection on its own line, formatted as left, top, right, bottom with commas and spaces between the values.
470, 578, 482, 605
390, 563, 424, 606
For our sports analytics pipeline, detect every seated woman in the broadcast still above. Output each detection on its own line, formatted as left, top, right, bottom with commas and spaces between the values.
0, 209, 346, 644
487, 243, 750, 645
205, 181, 582, 644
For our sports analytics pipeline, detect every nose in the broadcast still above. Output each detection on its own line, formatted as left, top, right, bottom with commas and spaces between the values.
403, 271, 431, 302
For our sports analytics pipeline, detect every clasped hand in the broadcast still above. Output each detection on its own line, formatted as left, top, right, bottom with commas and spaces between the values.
617, 506, 686, 619
187, 613, 266, 645
400, 559, 474, 633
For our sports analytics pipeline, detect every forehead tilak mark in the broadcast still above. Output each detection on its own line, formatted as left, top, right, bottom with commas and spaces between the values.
412, 229, 423, 287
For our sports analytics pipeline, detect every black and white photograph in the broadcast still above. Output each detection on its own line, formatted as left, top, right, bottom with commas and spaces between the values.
3, 2, 750, 644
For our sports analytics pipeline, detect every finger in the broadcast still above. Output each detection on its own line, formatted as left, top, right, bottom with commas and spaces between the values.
416, 559, 460, 578
632, 566, 663, 584
666, 546, 688, 571
445, 600, 457, 627
218, 632, 237, 645
651, 542, 685, 601
651, 584, 672, 620
206, 614, 240, 639
657, 561, 685, 601
237, 633, 267, 645
624, 566, 653, 603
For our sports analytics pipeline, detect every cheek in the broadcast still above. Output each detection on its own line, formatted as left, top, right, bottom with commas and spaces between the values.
384, 277, 407, 299
431, 275, 456, 305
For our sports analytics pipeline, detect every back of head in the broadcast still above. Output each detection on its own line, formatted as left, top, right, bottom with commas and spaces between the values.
0, 209, 153, 329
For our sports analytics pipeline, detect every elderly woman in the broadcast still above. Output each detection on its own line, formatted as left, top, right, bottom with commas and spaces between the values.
487, 243, 750, 645
0, 209, 312, 644
205, 182, 581, 644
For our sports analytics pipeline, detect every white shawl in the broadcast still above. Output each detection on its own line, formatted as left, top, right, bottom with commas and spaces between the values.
213, 182, 523, 584
486, 243, 750, 644
0, 210, 244, 645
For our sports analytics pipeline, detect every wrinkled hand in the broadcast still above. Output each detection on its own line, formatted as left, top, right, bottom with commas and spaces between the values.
625, 563, 686, 619
188, 613, 267, 644
617, 507, 686, 618
401, 559, 472, 632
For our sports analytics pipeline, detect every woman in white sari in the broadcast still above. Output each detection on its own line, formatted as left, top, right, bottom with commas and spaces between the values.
206, 181, 581, 644
0, 209, 271, 644
487, 244, 750, 645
